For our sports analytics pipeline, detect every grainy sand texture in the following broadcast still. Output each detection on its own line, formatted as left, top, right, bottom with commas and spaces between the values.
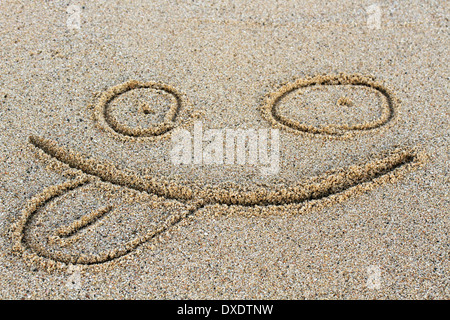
0, 0, 448, 299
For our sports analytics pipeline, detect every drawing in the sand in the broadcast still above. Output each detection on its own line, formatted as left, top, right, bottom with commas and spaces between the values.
12, 73, 426, 270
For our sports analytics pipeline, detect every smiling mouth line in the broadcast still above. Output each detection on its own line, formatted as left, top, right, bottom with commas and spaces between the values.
15, 135, 425, 267
28, 135, 425, 208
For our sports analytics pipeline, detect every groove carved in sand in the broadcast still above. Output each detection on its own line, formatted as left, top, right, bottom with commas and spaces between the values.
260, 74, 399, 138
93, 80, 184, 138
13, 136, 425, 269
12, 75, 424, 269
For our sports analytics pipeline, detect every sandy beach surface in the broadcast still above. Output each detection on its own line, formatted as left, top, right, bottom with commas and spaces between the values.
0, 0, 448, 299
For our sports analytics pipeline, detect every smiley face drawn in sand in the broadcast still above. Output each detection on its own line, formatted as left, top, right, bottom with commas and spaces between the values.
12, 73, 426, 270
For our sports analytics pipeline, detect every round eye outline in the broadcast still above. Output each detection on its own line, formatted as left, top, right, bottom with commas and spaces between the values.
93, 80, 183, 139
260, 73, 399, 138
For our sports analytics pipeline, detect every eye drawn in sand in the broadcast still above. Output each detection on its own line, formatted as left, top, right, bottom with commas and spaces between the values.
12, 74, 426, 270
260, 74, 399, 138
92, 80, 191, 140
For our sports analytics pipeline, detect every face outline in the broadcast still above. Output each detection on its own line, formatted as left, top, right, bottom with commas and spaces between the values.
13, 73, 426, 269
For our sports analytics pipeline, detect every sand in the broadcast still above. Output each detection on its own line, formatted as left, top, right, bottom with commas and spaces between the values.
0, 0, 448, 299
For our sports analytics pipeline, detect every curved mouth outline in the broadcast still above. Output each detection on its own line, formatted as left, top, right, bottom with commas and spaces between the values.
12, 135, 426, 268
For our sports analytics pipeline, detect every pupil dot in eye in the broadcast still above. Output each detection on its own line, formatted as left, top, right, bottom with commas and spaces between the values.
140, 103, 155, 115
337, 96, 353, 107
